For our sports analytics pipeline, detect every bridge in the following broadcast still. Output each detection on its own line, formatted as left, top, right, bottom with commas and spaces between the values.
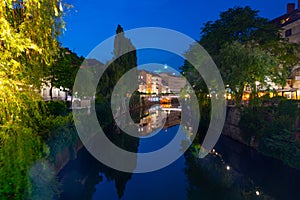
161, 107, 182, 111
161, 95, 180, 99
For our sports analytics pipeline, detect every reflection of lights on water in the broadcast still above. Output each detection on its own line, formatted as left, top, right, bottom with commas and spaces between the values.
209, 148, 262, 197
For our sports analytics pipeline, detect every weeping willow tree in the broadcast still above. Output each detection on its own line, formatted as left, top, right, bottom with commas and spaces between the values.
0, 0, 64, 198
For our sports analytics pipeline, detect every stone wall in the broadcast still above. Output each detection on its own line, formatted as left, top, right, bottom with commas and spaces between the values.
222, 106, 259, 149
222, 107, 243, 143
222, 103, 300, 149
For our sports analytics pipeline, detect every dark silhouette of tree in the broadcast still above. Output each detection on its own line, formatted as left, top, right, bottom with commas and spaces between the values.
200, 6, 280, 57
97, 24, 137, 102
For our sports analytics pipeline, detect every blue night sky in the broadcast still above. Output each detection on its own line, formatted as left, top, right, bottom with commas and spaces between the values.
60, 0, 296, 70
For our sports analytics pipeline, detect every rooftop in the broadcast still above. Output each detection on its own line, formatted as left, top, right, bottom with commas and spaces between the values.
272, 2, 300, 27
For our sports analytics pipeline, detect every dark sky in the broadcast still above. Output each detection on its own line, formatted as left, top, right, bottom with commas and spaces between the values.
60, 0, 296, 70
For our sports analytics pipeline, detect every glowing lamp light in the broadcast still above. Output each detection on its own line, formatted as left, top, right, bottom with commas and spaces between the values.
256, 191, 260, 196
226, 165, 230, 171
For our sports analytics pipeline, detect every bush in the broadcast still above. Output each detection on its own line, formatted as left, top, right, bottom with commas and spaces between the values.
46, 101, 68, 116
239, 98, 300, 168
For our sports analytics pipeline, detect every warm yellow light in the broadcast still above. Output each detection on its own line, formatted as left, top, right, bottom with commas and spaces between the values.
227, 94, 232, 100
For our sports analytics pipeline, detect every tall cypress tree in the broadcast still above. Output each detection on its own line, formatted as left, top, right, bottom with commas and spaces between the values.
97, 24, 137, 101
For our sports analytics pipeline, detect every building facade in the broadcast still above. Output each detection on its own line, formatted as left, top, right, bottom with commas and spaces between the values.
271, 1, 300, 99
41, 83, 67, 101
138, 70, 186, 95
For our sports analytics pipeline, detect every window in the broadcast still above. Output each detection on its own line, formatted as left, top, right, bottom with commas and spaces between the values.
285, 29, 292, 37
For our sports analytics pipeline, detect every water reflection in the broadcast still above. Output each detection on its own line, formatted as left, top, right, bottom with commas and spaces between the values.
59, 103, 183, 199
58, 102, 300, 200
185, 135, 300, 200
59, 147, 134, 200
138, 104, 181, 137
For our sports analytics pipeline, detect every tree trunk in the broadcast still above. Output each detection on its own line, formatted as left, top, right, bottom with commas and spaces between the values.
65, 90, 68, 101
50, 85, 53, 100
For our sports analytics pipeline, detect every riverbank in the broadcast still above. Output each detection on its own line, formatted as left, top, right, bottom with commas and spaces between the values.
222, 100, 300, 169
190, 134, 300, 200
57, 127, 300, 200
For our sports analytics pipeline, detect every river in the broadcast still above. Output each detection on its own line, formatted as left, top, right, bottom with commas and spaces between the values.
58, 105, 300, 200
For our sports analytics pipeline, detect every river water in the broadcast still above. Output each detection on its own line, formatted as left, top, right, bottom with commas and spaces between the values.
58, 106, 300, 200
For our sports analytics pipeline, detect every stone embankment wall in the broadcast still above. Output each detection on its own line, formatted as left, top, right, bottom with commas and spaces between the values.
223, 105, 300, 149
222, 106, 259, 149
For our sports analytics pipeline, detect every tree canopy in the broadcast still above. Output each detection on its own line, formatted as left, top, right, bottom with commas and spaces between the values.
200, 6, 280, 56
44, 47, 84, 99
0, 0, 65, 198
97, 24, 137, 101
182, 6, 300, 105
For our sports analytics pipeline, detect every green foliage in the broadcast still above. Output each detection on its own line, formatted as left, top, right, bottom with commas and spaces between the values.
191, 6, 300, 105
1, 0, 64, 88
94, 25, 139, 132
0, 126, 43, 199
46, 100, 68, 116
28, 160, 60, 200
240, 98, 298, 137
0, 0, 66, 198
44, 48, 84, 99
97, 25, 137, 101
200, 6, 280, 57
129, 91, 141, 123
180, 61, 214, 144
45, 114, 78, 161
219, 42, 279, 105
240, 98, 300, 168
96, 103, 114, 127
259, 129, 300, 169
239, 106, 273, 142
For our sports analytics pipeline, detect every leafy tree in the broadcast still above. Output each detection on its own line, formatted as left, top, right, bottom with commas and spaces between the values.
0, 0, 65, 198
182, 6, 300, 106
219, 41, 279, 105
97, 24, 137, 102
74, 58, 102, 98
45, 48, 84, 100
200, 6, 280, 57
